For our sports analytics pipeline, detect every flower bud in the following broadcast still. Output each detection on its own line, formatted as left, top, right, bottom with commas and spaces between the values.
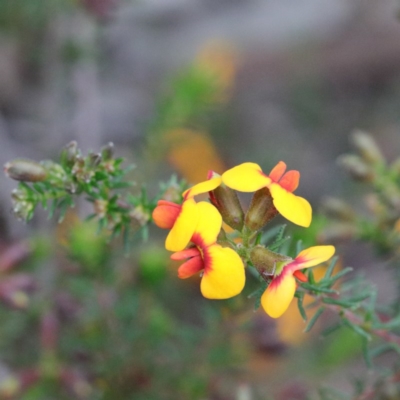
337, 154, 374, 182
130, 205, 150, 228
245, 188, 278, 231
209, 176, 244, 231
88, 152, 102, 168
101, 142, 114, 160
160, 185, 182, 204
320, 196, 355, 222
4, 159, 47, 182
350, 130, 384, 165
61, 141, 79, 167
250, 246, 290, 279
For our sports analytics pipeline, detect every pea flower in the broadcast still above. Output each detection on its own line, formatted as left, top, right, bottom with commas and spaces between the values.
152, 176, 222, 251
170, 201, 245, 299
261, 245, 335, 318
221, 161, 312, 227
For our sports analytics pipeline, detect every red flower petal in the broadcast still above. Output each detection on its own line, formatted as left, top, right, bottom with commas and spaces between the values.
279, 170, 300, 192
170, 247, 200, 260
177, 255, 204, 279
293, 270, 307, 282
269, 161, 287, 182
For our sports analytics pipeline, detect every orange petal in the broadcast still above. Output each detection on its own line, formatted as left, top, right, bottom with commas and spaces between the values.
292, 245, 335, 271
165, 199, 199, 252
269, 183, 312, 227
222, 162, 270, 192
191, 202, 222, 247
171, 247, 199, 260
269, 161, 287, 182
279, 170, 299, 192
261, 268, 296, 318
183, 176, 222, 200
152, 201, 182, 229
293, 270, 308, 282
200, 245, 245, 299
177, 255, 203, 279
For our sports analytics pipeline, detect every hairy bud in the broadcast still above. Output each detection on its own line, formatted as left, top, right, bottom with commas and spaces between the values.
101, 142, 114, 160
4, 159, 47, 182
245, 188, 278, 231
61, 141, 79, 167
350, 130, 384, 165
209, 178, 244, 231
337, 154, 374, 182
250, 246, 290, 278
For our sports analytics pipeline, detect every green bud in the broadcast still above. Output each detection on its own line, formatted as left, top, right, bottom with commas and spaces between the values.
245, 188, 278, 231
210, 181, 244, 231
88, 152, 102, 168
61, 141, 79, 166
250, 246, 291, 279
350, 130, 384, 165
337, 154, 374, 182
4, 159, 47, 182
130, 205, 150, 228
101, 142, 114, 160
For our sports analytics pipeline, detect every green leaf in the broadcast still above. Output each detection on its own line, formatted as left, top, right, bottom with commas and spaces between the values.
322, 297, 355, 308
301, 282, 337, 294
32, 183, 45, 195
323, 256, 339, 279
295, 239, 303, 255
268, 236, 290, 252
372, 313, 400, 330
361, 337, 372, 368
369, 343, 400, 358
296, 292, 307, 321
308, 269, 316, 285
342, 318, 371, 341
48, 199, 58, 220
323, 267, 353, 285
248, 282, 268, 311
304, 307, 324, 332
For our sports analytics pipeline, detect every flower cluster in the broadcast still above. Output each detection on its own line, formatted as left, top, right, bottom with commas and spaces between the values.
153, 161, 335, 318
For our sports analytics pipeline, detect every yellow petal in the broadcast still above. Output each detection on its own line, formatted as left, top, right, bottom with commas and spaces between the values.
261, 270, 296, 318
165, 199, 199, 252
200, 245, 245, 299
222, 163, 270, 192
192, 202, 222, 247
294, 245, 335, 269
183, 177, 222, 199
269, 183, 312, 227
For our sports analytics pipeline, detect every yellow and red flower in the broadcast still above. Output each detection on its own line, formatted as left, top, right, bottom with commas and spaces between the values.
171, 201, 245, 299
221, 161, 312, 227
261, 245, 335, 318
152, 176, 222, 251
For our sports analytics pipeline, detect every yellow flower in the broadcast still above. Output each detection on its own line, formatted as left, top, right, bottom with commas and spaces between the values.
171, 202, 245, 299
152, 176, 222, 252
261, 245, 335, 318
222, 161, 312, 227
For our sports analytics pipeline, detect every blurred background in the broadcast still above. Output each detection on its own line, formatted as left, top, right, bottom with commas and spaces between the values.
1, 0, 400, 399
